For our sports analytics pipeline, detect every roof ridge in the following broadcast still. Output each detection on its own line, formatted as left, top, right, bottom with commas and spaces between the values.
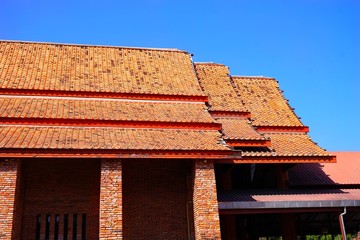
0, 39, 188, 53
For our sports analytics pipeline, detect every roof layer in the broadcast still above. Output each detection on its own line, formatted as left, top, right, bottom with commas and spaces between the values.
217, 117, 266, 140
240, 133, 331, 157
0, 96, 214, 123
0, 41, 205, 96
194, 64, 248, 112
289, 152, 360, 186
231, 76, 303, 127
0, 126, 229, 151
264, 132, 330, 156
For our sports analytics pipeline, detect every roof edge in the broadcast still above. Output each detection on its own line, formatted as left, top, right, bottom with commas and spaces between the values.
0, 39, 188, 53
231, 75, 275, 80
194, 62, 227, 66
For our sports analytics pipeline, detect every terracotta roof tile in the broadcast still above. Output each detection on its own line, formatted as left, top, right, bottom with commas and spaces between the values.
265, 132, 330, 156
0, 96, 214, 123
0, 41, 205, 96
231, 76, 303, 127
0, 126, 229, 150
216, 117, 266, 140
194, 64, 248, 112
289, 152, 360, 185
239, 133, 331, 157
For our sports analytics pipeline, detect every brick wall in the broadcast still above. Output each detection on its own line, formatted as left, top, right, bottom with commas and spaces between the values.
192, 160, 221, 239
123, 159, 189, 240
99, 159, 123, 239
21, 159, 100, 239
0, 159, 19, 239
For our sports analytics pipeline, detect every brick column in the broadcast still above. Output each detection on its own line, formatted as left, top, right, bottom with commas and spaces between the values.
0, 159, 19, 239
192, 160, 221, 239
100, 159, 122, 239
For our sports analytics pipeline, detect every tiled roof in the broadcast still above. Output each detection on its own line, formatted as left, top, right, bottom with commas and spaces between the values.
0, 41, 205, 96
265, 132, 330, 156
241, 133, 331, 157
216, 117, 266, 140
194, 64, 248, 112
0, 126, 229, 150
289, 152, 360, 185
231, 76, 303, 127
0, 96, 214, 123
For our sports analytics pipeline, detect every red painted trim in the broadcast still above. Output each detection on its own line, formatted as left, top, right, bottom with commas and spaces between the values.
0, 88, 209, 102
256, 126, 310, 133
0, 118, 222, 130
0, 149, 239, 159
210, 111, 251, 118
216, 155, 336, 164
225, 139, 271, 147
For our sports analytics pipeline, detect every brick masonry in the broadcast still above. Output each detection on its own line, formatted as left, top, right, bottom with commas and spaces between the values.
100, 159, 123, 239
0, 159, 18, 239
123, 159, 189, 240
192, 160, 221, 239
20, 159, 100, 239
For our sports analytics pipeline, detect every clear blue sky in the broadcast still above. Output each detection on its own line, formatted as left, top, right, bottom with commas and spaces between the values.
1, 0, 359, 151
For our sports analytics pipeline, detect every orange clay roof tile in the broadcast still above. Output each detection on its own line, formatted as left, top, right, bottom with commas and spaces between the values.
265, 132, 331, 156
231, 76, 303, 127
216, 117, 266, 140
0, 96, 214, 123
194, 64, 248, 112
0, 126, 229, 151
240, 133, 331, 157
0, 41, 205, 96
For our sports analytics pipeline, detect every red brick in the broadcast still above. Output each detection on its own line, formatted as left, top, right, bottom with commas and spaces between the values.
100, 159, 123, 239
192, 160, 221, 239
0, 159, 19, 239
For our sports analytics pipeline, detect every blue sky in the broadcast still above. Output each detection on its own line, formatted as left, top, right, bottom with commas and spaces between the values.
1, 0, 359, 151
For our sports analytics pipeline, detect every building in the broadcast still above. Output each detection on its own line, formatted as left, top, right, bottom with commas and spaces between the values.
0, 40, 359, 239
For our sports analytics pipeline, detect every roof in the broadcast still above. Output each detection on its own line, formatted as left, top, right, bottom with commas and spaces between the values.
289, 152, 360, 186
0, 41, 205, 96
0, 41, 334, 162
194, 64, 248, 112
0, 96, 214, 124
0, 125, 228, 151
264, 132, 330, 156
217, 117, 266, 141
231, 76, 303, 127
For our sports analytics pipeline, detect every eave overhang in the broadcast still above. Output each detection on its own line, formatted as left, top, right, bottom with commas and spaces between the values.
218, 188, 360, 214
215, 155, 336, 164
